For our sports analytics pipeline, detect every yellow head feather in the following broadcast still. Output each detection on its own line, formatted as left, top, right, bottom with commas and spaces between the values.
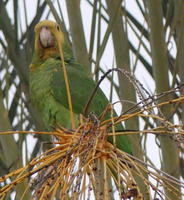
34, 20, 64, 60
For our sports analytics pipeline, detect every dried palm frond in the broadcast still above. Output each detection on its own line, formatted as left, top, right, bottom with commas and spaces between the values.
0, 91, 184, 199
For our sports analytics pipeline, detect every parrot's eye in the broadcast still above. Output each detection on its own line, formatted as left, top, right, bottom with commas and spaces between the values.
56, 25, 60, 31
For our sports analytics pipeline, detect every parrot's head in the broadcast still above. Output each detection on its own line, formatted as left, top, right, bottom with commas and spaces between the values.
34, 20, 64, 58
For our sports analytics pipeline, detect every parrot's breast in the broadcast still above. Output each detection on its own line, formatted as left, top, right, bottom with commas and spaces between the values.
30, 58, 72, 129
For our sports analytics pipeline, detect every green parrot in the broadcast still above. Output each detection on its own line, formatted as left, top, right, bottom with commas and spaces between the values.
30, 20, 132, 154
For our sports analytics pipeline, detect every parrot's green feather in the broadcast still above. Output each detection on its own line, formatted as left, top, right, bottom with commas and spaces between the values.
30, 20, 132, 154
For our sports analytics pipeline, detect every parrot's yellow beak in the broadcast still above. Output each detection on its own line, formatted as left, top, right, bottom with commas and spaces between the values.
39, 26, 55, 48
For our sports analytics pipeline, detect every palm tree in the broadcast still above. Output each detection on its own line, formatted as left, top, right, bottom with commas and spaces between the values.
0, 0, 183, 199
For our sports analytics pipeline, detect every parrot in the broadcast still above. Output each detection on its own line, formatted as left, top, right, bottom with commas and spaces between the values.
29, 20, 132, 154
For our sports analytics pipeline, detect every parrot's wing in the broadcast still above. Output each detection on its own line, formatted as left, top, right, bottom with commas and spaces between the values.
51, 63, 109, 117
50, 61, 132, 154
